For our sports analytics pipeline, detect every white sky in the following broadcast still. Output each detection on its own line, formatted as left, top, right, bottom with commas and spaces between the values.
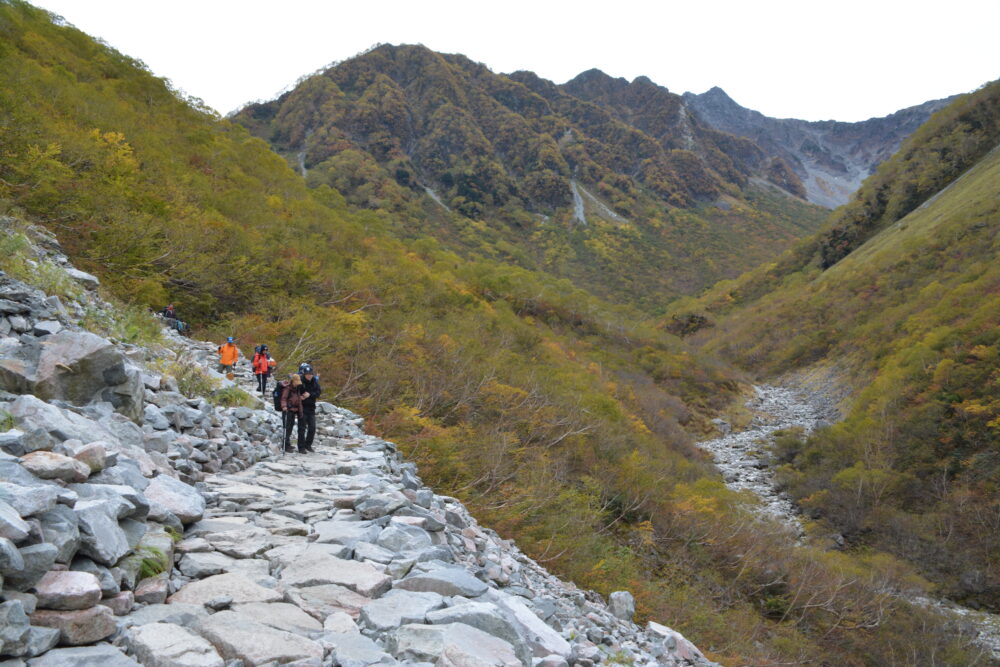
32, 0, 1000, 122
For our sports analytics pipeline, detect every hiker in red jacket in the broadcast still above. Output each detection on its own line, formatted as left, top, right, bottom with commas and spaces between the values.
252, 345, 275, 395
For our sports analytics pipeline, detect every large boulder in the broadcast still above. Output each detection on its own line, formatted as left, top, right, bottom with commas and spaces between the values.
194, 610, 324, 666
278, 552, 391, 597
33, 571, 102, 611
20, 451, 90, 483
0, 498, 30, 541
168, 572, 283, 606
124, 622, 224, 667
22, 644, 140, 666
0, 331, 144, 421
393, 622, 520, 667
395, 565, 488, 597
73, 499, 130, 566
359, 589, 445, 631
30, 604, 116, 645
144, 475, 205, 525
7, 395, 116, 444
0, 599, 31, 658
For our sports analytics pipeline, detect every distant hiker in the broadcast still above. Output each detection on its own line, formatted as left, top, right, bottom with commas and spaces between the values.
217, 337, 239, 374
280, 373, 306, 453
252, 345, 275, 395
161, 304, 176, 319
299, 363, 321, 453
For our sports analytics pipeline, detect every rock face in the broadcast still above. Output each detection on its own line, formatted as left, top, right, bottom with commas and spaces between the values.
0, 223, 716, 666
682, 87, 954, 207
0, 330, 144, 422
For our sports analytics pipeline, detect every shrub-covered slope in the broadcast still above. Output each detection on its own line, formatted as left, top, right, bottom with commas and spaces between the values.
0, 3, 984, 663
234, 44, 827, 308
679, 81, 1000, 609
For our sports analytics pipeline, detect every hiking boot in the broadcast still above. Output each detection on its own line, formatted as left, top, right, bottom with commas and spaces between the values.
304, 445, 315, 453
284, 446, 295, 453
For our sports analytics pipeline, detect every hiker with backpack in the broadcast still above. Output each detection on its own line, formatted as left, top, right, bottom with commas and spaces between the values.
217, 336, 239, 374
279, 373, 307, 453
298, 363, 321, 452
252, 345, 276, 395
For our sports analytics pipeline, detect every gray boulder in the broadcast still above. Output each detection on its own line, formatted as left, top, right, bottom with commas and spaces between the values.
278, 552, 391, 597
0, 498, 30, 542
0, 536, 25, 575
194, 610, 324, 665
0, 332, 143, 421
0, 481, 60, 517
144, 475, 204, 524
359, 589, 445, 631
25, 644, 140, 666
124, 621, 224, 667
38, 506, 80, 563
426, 601, 529, 665
0, 599, 31, 658
73, 499, 130, 566
323, 632, 392, 667
7, 395, 115, 444
6, 543, 58, 591
375, 522, 432, 553
393, 622, 520, 667
395, 565, 488, 597
608, 590, 635, 621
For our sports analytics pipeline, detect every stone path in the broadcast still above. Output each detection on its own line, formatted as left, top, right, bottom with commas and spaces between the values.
118, 397, 713, 667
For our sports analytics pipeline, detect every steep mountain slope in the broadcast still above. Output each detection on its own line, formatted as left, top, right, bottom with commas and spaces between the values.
0, 3, 985, 663
677, 80, 1000, 610
234, 45, 828, 307
684, 87, 954, 207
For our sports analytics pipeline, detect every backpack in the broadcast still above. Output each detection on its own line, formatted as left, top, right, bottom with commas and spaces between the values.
272, 380, 288, 411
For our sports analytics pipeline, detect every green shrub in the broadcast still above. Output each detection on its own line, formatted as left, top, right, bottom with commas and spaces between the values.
209, 385, 256, 408
169, 362, 219, 398
79, 303, 164, 346
135, 545, 168, 580
0, 230, 81, 300
0, 411, 14, 431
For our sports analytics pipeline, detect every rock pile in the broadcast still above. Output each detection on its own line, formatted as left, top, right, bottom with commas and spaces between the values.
0, 223, 715, 666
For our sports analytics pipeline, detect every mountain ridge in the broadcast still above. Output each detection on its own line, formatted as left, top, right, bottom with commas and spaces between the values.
683, 86, 956, 207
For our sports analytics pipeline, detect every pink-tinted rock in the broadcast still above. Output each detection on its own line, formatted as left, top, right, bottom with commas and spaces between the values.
19, 451, 90, 483
99, 590, 135, 616
31, 604, 116, 644
33, 570, 102, 611
133, 575, 169, 605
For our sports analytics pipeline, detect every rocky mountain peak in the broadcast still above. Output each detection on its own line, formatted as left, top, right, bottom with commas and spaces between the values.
683, 87, 956, 207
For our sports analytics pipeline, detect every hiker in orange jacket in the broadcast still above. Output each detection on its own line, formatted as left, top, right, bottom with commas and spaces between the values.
218, 337, 239, 374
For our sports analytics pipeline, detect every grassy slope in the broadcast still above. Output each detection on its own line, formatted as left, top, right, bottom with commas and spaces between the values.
681, 98, 1000, 609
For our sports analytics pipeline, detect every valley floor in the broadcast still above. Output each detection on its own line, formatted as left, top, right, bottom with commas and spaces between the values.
697, 385, 1000, 663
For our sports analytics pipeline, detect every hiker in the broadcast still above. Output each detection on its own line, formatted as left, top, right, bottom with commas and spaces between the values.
161, 304, 176, 319
217, 336, 239, 374
252, 345, 275, 395
280, 373, 306, 453
299, 363, 321, 453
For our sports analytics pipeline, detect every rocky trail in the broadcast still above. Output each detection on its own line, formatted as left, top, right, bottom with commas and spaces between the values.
698, 385, 1000, 662
0, 220, 714, 666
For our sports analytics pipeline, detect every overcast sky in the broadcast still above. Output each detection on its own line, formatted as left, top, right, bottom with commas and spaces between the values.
33, 0, 1000, 122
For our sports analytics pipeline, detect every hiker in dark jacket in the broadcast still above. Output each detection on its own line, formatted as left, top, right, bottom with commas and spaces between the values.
281, 373, 306, 453
298, 363, 321, 453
